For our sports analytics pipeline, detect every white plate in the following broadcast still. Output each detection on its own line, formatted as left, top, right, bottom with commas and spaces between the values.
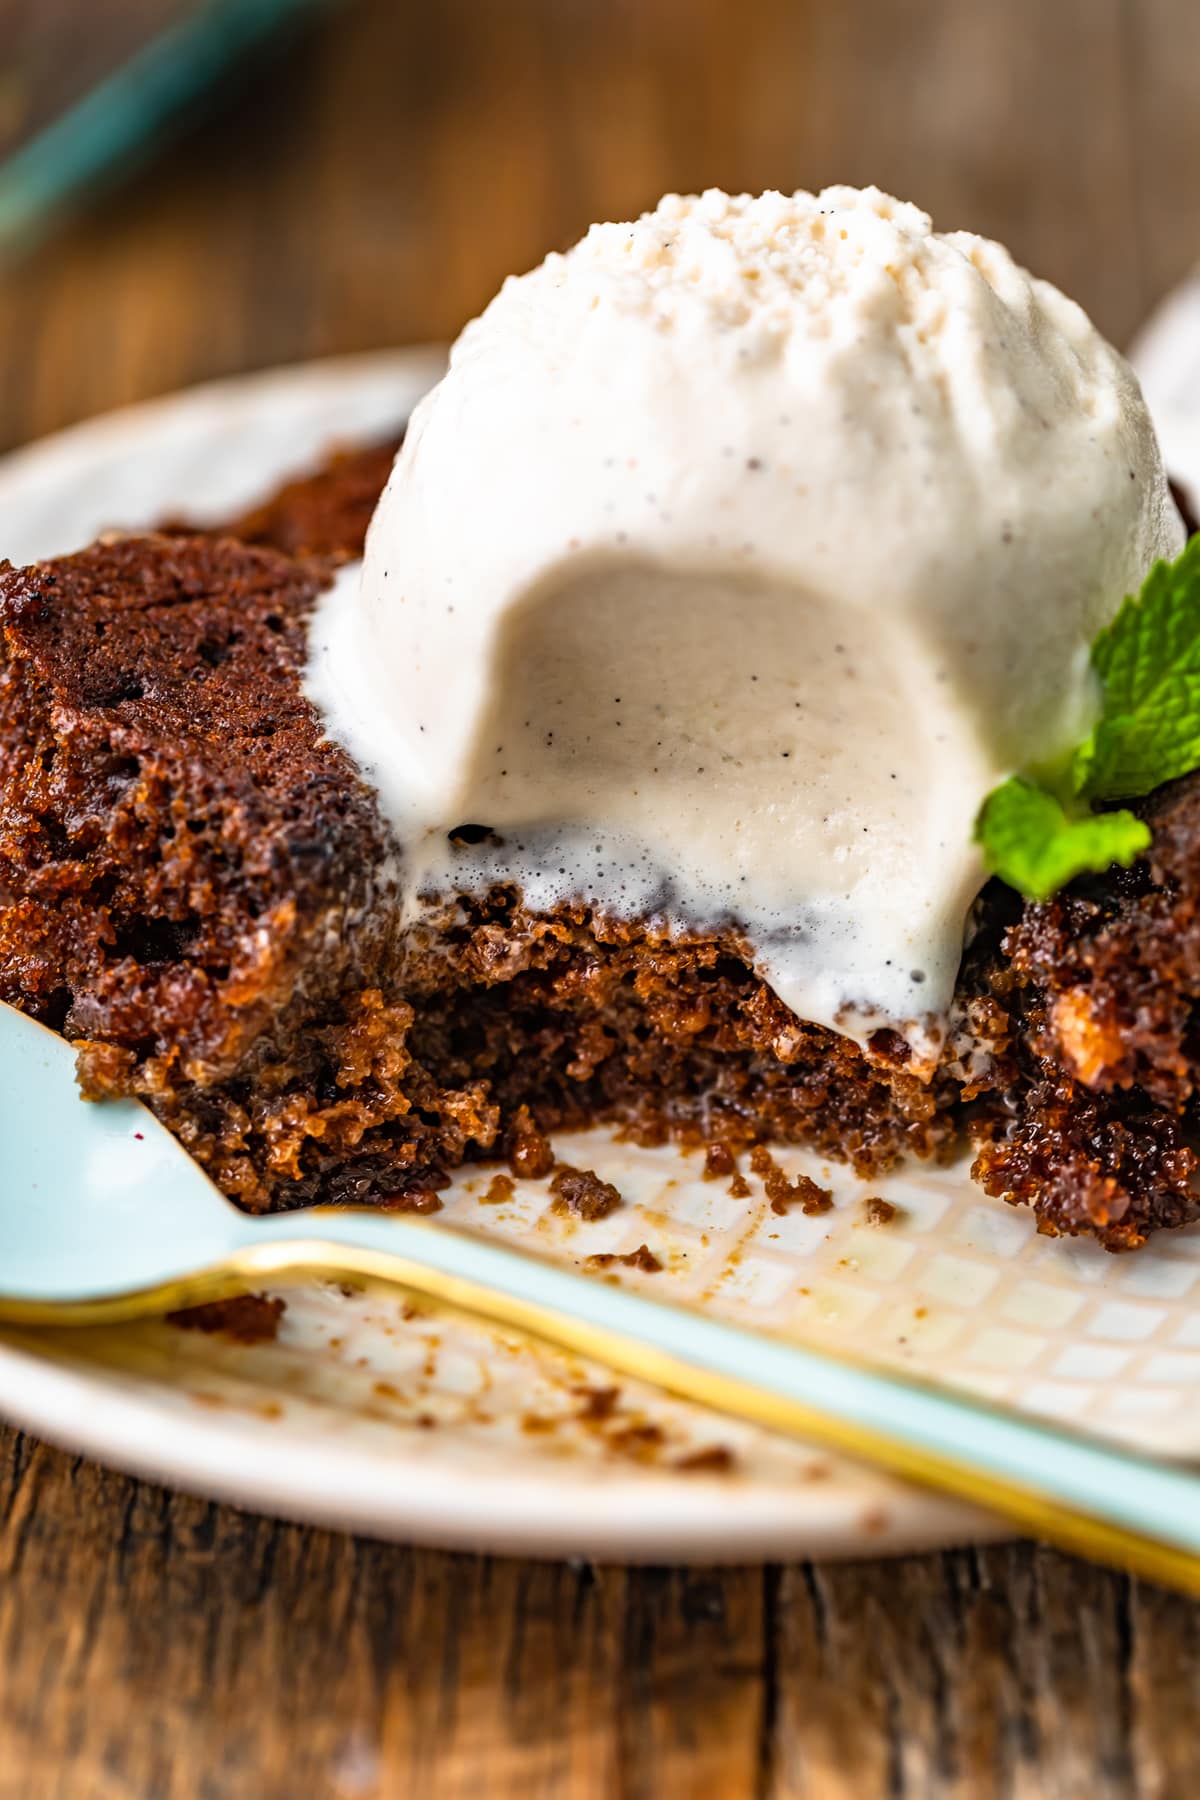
1, 349, 1198, 1564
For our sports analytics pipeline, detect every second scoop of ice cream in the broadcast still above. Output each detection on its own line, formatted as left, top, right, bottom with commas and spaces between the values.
309, 186, 1183, 1049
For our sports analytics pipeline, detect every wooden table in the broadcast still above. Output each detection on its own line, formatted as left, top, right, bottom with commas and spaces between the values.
2, 2, 1199, 1792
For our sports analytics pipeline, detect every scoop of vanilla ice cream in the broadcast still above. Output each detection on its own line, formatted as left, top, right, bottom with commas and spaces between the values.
309, 187, 1183, 1050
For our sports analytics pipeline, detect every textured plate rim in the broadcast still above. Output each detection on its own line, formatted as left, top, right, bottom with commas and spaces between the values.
0, 1325, 998, 1562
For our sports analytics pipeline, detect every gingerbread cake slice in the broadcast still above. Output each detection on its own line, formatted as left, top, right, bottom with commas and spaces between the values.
0, 533, 498, 1210
5, 185, 1200, 1252
2, 505, 1200, 1247
0, 530, 967, 1216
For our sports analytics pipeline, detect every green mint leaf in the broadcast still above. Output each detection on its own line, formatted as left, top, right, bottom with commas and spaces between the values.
976, 535, 1200, 901
1077, 534, 1200, 800
975, 777, 1150, 902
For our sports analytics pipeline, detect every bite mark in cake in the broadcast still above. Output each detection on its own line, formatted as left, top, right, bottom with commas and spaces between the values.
308, 187, 1181, 1055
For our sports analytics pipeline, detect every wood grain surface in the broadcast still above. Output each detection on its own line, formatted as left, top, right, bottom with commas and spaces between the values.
2, 1, 1200, 1794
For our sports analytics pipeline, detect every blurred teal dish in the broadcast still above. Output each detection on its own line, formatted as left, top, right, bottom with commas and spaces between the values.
0, 0, 334, 256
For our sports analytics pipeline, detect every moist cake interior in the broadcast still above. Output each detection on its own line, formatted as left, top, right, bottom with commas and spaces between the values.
1, 436, 1198, 1250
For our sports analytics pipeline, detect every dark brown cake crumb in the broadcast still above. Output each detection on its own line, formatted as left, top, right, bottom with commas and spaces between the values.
481, 1172, 516, 1206
703, 1139, 755, 1198
586, 1243, 663, 1273
572, 1385, 621, 1423
506, 1104, 556, 1180
168, 1293, 286, 1343
550, 1165, 623, 1220
674, 1445, 737, 1474
749, 1146, 834, 1215
863, 1196, 897, 1225
703, 1141, 736, 1181
375, 1188, 445, 1214
608, 1421, 666, 1462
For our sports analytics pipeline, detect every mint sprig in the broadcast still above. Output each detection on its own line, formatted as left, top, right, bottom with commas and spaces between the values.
976, 534, 1200, 901
975, 778, 1150, 903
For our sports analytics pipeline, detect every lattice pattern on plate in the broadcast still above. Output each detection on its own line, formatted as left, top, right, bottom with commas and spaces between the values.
444, 1135, 1200, 1458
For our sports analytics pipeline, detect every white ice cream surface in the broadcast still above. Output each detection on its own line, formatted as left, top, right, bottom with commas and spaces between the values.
307, 187, 1183, 1053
